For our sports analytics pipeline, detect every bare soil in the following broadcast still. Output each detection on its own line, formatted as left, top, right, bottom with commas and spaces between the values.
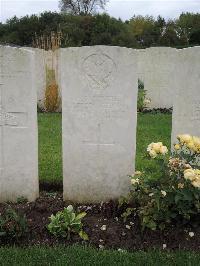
0, 191, 199, 251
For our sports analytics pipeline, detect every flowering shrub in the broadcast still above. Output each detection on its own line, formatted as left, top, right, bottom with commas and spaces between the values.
121, 135, 200, 230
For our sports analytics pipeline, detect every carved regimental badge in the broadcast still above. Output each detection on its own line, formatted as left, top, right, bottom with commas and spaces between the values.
82, 53, 116, 90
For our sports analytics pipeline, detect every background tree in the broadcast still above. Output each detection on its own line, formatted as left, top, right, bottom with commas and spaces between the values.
159, 20, 181, 46
0, 12, 199, 48
176, 12, 200, 45
128, 15, 156, 47
59, 0, 108, 15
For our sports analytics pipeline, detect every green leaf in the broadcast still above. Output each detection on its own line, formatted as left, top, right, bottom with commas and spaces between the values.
175, 194, 182, 204
79, 230, 89, 241
182, 190, 193, 201
76, 212, 87, 220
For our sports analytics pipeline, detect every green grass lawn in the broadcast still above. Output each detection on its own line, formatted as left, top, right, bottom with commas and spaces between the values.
0, 245, 199, 266
38, 113, 62, 183
38, 112, 172, 183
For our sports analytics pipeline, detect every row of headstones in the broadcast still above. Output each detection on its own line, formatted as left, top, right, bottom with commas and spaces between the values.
34, 47, 189, 111
0, 45, 200, 203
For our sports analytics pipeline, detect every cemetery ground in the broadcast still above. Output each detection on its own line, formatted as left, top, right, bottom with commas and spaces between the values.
0, 112, 200, 265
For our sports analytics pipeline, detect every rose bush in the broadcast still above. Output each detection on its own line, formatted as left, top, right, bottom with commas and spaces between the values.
121, 135, 200, 230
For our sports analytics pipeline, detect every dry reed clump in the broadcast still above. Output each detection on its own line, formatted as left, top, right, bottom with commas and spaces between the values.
44, 67, 60, 112
45, 81, 60, 112
32, 31, 62, 51
32, 30, 62, 112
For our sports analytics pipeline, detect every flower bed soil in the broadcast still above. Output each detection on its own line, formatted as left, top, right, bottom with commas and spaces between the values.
0, 191, 200, 251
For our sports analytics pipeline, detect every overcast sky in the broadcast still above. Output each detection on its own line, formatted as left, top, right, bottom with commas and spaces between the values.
0, 0, 200, 23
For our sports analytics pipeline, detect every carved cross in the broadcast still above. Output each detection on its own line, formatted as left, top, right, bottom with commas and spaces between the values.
82, 123, 115, 146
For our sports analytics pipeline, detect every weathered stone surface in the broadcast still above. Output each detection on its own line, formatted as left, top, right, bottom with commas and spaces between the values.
138, 47, 178, 109
0, 46, 38, 202
61, 46, 138, 203
171, 47, 200, 145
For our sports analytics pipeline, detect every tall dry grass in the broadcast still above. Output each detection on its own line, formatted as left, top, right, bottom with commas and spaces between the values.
33, 31, 62, 112
32, 31, 62, 51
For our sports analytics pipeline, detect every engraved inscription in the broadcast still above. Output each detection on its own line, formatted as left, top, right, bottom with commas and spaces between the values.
0, 106, 18, 126
67, 95, 128, 120
82, 53, 116, 90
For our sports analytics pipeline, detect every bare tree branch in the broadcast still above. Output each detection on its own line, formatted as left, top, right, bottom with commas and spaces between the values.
59, 0, 108, 15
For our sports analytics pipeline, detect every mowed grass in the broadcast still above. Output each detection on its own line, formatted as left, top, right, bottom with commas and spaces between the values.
38, 112, 172, 183
0, 245, 199, 266
136, 113, 172, 179
38, 113, 62, 183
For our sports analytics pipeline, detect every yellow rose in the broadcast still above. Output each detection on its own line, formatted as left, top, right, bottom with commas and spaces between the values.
184, 169, 196, 181
160, 145, 168, 155
193, 136, 200, 146
131, 178, 140, 185
174, 144, 180, 150
147, 143, 154, 152
179, 134, 192, 144
152, 142, 162, 153
149, 149, 157, 158
192, 179, 200, 188
194, 169, 200, 175
187, 141, 197, 152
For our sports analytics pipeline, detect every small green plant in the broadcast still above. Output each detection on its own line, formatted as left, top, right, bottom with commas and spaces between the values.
47, 205, 88, 240
0, 207, 28, 239
16, 196, 28, 204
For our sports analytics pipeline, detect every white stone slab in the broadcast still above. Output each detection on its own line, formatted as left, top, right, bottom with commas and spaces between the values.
0, 46, 38, 202
61, 46, 138, 203
171, 46, 200, 145
138, 47, 178, 109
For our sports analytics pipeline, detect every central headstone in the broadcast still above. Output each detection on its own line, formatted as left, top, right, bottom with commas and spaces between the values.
61, 46, 138, 203
0, 46, 38, 202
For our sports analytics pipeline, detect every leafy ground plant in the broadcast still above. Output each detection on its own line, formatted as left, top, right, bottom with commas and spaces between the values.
47, 205, 88, 240
121, 134, 200, 230
0, 207, 28, 239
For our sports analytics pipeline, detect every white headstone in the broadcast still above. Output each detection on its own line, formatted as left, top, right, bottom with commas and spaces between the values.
171, 47, 200, 145
61, 46, 138, 203
138, 47, 178, 109
0, 46, 38, 202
